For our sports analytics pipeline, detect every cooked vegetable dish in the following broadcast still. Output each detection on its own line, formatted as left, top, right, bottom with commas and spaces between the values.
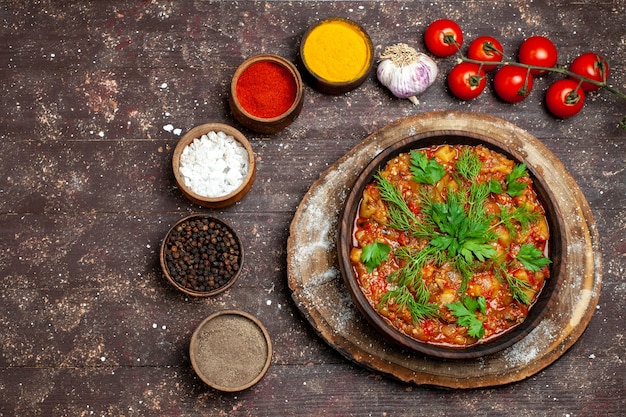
350, 144, 551, 346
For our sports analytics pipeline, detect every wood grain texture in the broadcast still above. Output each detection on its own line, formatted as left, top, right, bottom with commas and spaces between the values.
1, 0, 625, 415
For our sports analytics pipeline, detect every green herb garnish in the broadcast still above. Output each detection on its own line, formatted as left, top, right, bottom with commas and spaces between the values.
410, 150, 446, 184
428, 198, 497, 263
365, 146, 549, 340
447, 296, 487, 339
492, 205, 541, 237
380, 284, 439, 322
374, 172, 418, 232
361, 241, 391, 272
456, 148, 482, 180
487, 163, 530, 197
492, 261, 535, 305
488, 243, 550, 305
516, 244, 552, 272
505, 163, 529, 197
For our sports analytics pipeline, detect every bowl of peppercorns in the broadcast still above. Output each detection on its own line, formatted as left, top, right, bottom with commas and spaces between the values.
160, 214, 243, 297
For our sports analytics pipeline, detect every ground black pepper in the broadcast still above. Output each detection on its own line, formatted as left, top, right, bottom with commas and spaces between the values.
163, 216, 241, 294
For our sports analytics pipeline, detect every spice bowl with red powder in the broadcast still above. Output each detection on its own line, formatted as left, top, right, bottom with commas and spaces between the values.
229, 54, 304, 134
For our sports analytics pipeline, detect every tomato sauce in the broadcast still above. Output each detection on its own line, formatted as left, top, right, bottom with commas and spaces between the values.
350, 144, 550, 347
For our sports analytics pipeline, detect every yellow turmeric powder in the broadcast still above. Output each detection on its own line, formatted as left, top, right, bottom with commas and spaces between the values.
302, 19, 371, 83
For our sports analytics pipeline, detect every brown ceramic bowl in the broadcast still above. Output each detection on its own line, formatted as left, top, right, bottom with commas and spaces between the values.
229, 54, 304, 134
338, 133, 565, 359
299, 17, 374, 95
172, 123, 256, 208
160, 214, 243, 297
190, 310, 272, 392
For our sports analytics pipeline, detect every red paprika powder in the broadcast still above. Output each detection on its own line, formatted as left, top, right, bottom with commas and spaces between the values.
235, 61, 297, 119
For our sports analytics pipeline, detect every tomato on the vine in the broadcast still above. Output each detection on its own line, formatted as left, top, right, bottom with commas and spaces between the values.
518, 36, 558, 75
493, 65, 534, 103
447, 62, 486, 101
467, 36, 504, 71
568, 52, 609, 92
545, 79, 585, 118
424, 19, 463, 57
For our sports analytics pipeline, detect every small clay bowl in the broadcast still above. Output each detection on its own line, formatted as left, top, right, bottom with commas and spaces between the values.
172, 123, 256, 208
190, 310, 272, 392
160, 214, 243, 297
338, 133, 565, 359
300, 17, 374, 95
229, 54, 304, 134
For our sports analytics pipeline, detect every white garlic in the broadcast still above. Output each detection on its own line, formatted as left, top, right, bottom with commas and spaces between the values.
377, 43, 438, 105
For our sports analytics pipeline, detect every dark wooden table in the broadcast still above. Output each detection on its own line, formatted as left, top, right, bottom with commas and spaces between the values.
1, 1, 624, 416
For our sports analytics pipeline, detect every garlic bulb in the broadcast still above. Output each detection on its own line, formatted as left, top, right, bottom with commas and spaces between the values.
377, 43, 438, 105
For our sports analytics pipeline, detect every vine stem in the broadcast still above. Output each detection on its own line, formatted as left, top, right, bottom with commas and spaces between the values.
459, 56, 626, 100
457, 54, 626, 130
446, 38, 626, 128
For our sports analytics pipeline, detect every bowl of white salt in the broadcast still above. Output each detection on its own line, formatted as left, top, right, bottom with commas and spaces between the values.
173, 123, 256, 208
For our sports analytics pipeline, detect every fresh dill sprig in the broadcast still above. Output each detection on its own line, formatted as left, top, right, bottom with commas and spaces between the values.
490, 244, 551, 305
374, 172, 417, 231
492, 263, 534, 305
467, 182, 490, 220
390, 245, 442, 287
379, 285, 439, 322
493, 205, 541, 237
456, 148, 483, 180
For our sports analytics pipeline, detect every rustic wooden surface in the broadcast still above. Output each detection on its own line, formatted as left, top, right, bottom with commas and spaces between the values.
1, 1, 624, 416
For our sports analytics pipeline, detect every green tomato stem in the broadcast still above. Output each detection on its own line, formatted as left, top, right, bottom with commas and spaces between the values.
461, 57, 604, 88
458, 56, 626, 128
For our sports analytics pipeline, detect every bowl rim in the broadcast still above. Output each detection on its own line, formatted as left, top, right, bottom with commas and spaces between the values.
338, 131, 566, 359
189, 309, 273, 392
172, 122, 256, 208
299, 17, 374, 93
160, 214, 244, 297
230, 53, 304, 122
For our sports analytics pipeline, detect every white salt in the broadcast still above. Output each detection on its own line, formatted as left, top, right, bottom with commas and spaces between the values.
179, 131, 249, 198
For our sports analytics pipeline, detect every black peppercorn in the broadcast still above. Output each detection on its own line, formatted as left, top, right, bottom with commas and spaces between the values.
163, 216, 242, 294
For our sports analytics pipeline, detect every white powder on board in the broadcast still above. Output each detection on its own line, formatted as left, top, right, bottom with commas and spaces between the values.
179, 131, 249, 198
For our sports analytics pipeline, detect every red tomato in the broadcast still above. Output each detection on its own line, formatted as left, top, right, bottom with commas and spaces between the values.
493, 65, 534, 103
545, 79, 585, 118
424, 19, 463, 57
518, 36, 558, 75
568, 52, 609, 92
447, 62, 487, 100
467, 36, 504, 71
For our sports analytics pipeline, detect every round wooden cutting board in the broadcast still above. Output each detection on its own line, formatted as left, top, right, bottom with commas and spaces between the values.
286, 111, 602, 388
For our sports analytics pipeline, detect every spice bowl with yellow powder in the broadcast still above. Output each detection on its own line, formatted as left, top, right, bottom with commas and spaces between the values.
300, 17, 374, 95
229, 54, 304, 134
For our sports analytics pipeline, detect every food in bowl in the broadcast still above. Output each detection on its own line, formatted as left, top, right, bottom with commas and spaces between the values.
160, 215, 243, 296
229, 54, 304, 134
347, 144, 552, 347
178, 130, 250, 198
173, 123, 256, 208
300, 17, 374, 94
